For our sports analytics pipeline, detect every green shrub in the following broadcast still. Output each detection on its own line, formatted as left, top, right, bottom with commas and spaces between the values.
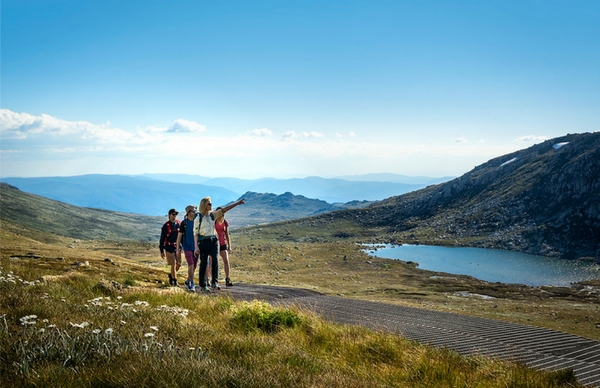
229, 301, 302, 333
123, 276, 135, 287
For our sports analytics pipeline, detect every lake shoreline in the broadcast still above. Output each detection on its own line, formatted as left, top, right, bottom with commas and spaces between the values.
364, 243, 600, 288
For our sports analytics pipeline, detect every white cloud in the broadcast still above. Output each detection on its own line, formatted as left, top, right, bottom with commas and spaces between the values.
248, 128, 272, 137
167, 119, 206, 133
0, 108, 534, 179
514, 135, 548, 143
454, 137, 468, 143
282, 130, 324, 140
301, 131, 325, 138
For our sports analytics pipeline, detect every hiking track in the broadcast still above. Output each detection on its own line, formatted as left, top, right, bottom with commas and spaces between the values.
219, 283, 600, 387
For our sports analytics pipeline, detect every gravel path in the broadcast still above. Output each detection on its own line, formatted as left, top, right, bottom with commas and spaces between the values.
212, 283, 600, 387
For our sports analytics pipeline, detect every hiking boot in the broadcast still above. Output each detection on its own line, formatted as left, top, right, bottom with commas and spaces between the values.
201, 286, 210, 292
211, 282, 221, 290
225, 277, 233, 287
168, 273, 173, 286
172, 279, 178, 287
184, 279, 190, 287
187, 281, 195, 291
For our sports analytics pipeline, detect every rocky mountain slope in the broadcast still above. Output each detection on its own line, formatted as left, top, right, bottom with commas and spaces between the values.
232, 191, 371, 227
331, 132, 600, 259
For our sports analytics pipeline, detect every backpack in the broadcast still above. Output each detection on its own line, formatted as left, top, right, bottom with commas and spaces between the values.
179, 212, 199, 240
197, 212, 215, 236
163, 220, 180, 248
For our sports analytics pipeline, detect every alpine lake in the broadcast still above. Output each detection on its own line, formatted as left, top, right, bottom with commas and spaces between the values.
364, 244, 600, 287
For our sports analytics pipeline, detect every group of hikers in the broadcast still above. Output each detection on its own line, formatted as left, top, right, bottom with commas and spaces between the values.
158, 196, 245, 291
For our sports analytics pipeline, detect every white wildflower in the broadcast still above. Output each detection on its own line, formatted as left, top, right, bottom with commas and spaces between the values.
105, 328, 114, 335
135, 301, 149, 307
144, 333, 154, 338
150, 326, 159, 331
19, 315, 38, 326
92, 329, 101, 334
70, 321, 90, 329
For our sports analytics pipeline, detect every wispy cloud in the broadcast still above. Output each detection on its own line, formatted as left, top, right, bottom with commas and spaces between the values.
454, 137, 468, 143
335, 131, 356, 138
166, 119, 206, 133
248, 128, 272, 137
513, 135, 548, 143
282, 130, 325, 140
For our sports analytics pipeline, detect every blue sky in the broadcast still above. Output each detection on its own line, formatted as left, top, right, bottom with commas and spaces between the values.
1, 0, 599, 179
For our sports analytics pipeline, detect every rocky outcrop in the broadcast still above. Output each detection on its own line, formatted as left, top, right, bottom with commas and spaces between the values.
345, 132, 600, 260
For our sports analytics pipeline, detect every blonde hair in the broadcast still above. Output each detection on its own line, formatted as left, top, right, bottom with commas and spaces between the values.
199, 197, 212, 214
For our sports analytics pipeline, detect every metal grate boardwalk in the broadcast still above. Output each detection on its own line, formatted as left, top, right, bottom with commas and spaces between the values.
222, 284, 600, 387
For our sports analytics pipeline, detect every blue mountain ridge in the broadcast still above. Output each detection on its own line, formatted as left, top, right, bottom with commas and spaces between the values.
1, 174, 451, 217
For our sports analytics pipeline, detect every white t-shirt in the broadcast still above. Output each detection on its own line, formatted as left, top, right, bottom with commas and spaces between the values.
193, 209, 224, 237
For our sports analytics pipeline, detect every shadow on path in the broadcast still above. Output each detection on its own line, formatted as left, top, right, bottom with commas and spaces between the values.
215, 283, 600, 387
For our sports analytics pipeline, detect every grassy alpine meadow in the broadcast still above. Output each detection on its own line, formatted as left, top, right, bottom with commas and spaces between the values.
0, 227, 586, 388
0, 263, 583, 388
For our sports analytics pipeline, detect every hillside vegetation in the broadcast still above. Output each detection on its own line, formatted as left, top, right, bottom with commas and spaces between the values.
0, 183, 164, 242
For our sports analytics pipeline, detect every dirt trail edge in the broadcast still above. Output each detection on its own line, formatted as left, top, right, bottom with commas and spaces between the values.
218, 283, 600, 387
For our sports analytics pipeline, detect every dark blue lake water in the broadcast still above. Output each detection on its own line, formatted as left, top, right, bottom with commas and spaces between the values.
364, 244, 600, 287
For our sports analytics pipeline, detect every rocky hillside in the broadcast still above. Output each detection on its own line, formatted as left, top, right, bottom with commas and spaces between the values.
334, 132, 600, 259
218, 191, 371, 227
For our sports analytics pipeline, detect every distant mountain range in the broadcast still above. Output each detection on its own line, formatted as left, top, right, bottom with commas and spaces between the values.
327, 132, 600, 259
2, 132, 598, 261
0, 173, 450, 217
0, 182, 369, 240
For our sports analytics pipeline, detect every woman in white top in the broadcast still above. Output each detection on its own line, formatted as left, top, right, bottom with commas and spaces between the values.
194, 197, 244, 291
